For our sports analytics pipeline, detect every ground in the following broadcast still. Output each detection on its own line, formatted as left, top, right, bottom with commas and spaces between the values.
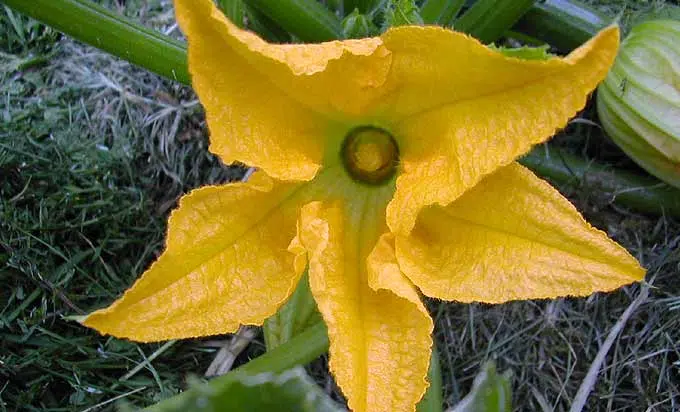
1, 0, 678, 411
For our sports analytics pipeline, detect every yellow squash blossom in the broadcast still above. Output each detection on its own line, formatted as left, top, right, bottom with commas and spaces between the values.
83, 0, 645, 411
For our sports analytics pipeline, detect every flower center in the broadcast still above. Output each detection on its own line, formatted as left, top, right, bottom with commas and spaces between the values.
342, 126, 399, 185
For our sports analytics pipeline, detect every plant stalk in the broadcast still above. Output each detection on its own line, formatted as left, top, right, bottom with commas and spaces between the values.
420, 0, 466, 26
455, 0, 537, 43
521, 148, 680, 218
0, 0, 190, 85
243, 0, 344, 41
514, 0, 610, 52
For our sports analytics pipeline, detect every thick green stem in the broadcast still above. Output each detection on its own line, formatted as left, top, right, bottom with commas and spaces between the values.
521, 148, 680, 218
514, 0, 610, 52
420, 0, 465, 25
243, 0, 344, 41
0, 0, 190, 85
145, 322, 330, 411
455, 0, 537, 43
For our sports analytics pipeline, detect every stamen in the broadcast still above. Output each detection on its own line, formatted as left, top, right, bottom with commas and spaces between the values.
342, 126, 399, 185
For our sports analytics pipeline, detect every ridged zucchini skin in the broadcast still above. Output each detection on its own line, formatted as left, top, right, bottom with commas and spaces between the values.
597, 19, 680, 189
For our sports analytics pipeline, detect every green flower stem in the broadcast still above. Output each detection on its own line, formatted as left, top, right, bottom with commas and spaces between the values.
243, 0, 344, 41
514, 0, 609, 52
0, 0, 190, 85
454, 0, 537, 43
521, 148, 680, 218
145, 322, 330, 412
219, 322, 328, 375
417, 344, 444, 412
420, 0, 465, 25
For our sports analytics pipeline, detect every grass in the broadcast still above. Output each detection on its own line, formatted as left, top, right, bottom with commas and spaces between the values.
1, 0, 679, 411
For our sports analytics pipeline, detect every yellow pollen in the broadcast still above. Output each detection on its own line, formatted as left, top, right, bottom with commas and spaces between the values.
342, 126, 399, 185
353, 142, 386, 172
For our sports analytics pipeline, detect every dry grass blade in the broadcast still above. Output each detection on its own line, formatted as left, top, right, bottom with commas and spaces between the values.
205, 326, 258, 377
569, 284, 649, 412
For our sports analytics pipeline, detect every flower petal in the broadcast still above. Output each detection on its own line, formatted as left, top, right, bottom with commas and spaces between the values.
175, 0, 393, 180
382, 26, 620, 234
292, 201, 433, 412
395, 163, 645, 303
84, 173, 311, 341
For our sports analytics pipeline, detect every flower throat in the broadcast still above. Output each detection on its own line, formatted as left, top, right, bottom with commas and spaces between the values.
341, 126, 399, 185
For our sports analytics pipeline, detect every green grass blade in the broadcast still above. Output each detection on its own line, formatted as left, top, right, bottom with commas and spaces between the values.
1, 0, 190, 85
450, 362, 512, 412
420, 0, 465, 25
454, 0, 536, 43
244, 0, 344, 41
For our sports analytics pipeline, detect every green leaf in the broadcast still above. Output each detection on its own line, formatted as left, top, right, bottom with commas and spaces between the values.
343, 0, 380, 15
384, 0, 424, 27
489, 44, 553, 60
216, 0, 246, 28
513, 0, 611, 52
455, 0, 536, 44
263, 273, 321, 350
450, 362, 512, 412
146, 323, 330, 411
342, 9, 379, 38
243, 0, 344, 41
631, 4, 680, 24
243, 3, 292, 43
416, 345, 444, 412
151, 367, 342, 412
420, 0, 465, 25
